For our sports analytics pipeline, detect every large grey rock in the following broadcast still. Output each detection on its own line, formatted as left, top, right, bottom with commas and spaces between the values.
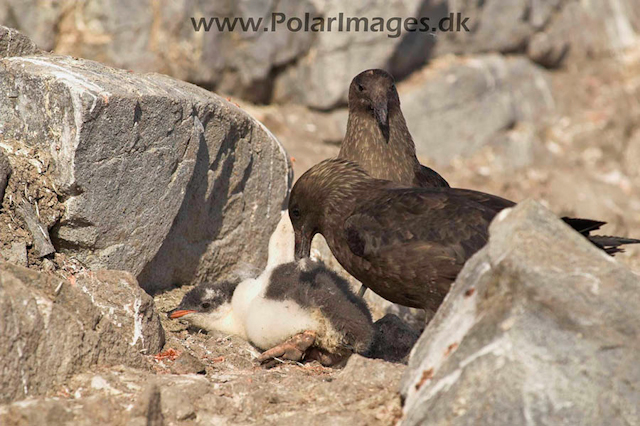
75, 270, 165, 354
0, 263, 151, 403
434, 0, 640, 68
399, 54, 554, 164
400, 200, 640, 426
0, 26, 40, 58
0, 52, 290, 293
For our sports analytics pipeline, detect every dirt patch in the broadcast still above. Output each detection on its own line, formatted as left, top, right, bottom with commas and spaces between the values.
0, 142, 63, 268
7, 314, 404, 425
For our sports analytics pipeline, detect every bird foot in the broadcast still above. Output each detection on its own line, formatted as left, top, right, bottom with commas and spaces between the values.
257, 330, 317, 368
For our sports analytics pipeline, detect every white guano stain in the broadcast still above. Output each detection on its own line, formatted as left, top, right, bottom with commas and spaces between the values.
130, 297, 144, 347
6, 57, 111, 113
20, 367, 28, 396
6, 57, 112, 189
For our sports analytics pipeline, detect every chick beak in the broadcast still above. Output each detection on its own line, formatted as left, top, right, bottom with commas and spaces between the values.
167, 309, 197, 319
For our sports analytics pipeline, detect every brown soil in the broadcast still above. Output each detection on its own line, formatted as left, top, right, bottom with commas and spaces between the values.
0, 143, 62, 266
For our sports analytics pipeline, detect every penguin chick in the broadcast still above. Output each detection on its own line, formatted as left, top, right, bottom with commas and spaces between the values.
259, 259, 374, 358
166, 280, 242, 337
168, 259, 374, 366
